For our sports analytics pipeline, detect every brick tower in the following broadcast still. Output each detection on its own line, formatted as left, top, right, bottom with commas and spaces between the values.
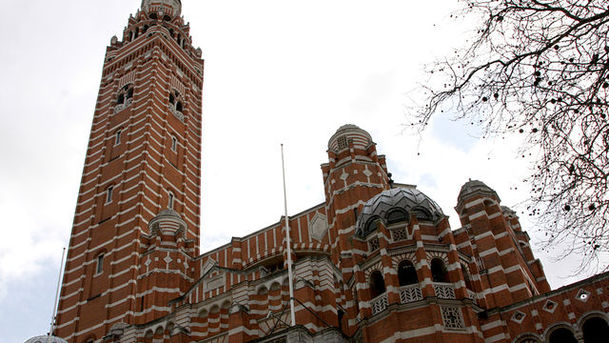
55, 1, 203, 341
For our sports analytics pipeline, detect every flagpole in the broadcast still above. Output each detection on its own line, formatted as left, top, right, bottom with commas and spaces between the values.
49, 247, 66, 342
281, 144, 297, 326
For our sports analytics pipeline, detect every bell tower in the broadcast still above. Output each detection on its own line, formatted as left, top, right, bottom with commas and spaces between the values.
55, 1, 203, 341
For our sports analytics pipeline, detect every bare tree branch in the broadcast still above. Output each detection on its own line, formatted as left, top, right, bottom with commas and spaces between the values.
413, 0, 609, 271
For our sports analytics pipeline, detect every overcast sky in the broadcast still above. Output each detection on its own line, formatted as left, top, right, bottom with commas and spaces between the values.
0, 1, 592, 342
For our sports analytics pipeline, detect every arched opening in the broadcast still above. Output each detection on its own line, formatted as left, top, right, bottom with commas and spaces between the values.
583, 317, 609, 343
514, 334, 539, 343
165, 322, 174, 336
168, 192, 174, 209
548, 327, 578, 343
363, 216, 380, 237
149, 12, 158, 20
431, 258, 449, 283
116, 84, 133, 107
169, 90, 185, 114
412, 207, 432, 221
398, 260, 418, 286
369, 270, 386, 298
387, 209, 407, 224
220, 301, 231, 330
257, 286, 268, 295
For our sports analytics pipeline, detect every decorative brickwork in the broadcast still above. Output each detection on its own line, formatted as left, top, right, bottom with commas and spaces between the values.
54, 3, 609, 343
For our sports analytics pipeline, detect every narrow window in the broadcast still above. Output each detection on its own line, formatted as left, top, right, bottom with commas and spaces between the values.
106, 186, 114, 204
171, 136, 177, 152
176, 101, 183, 112
168, 192, 174, 209
96, 254, 104, 274
115, 130, 122, 145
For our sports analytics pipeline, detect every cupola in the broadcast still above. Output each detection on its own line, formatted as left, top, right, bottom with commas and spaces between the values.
148, 208, 187, 237
456, 179, 500, 212
328, 124, 373, 153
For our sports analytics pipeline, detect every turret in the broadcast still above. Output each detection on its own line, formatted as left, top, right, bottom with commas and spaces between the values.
454, 180, 550, 307
321, 125, 391, 264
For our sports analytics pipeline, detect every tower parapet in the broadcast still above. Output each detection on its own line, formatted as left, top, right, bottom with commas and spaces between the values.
141, 0, 182, 19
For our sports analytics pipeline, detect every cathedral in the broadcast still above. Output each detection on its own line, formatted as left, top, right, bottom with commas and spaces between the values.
52, 1, 609, 342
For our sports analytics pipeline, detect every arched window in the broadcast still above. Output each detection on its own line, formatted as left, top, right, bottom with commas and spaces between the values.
169, 90, 185, 120
398, 260, 418, 286
583, 317, 609, 343
363, 216, 380, 237
168, 192, 174, 209
387, 209, 407, 224
548, 327, 578, 343
369, 270, 386, 298
412, 207, 432, 221
431, 258, 448, 283
116, 84, 134, 108
514, 334, 540, 343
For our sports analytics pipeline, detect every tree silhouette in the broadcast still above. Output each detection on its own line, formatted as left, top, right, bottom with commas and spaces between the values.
415, 0, 609, 270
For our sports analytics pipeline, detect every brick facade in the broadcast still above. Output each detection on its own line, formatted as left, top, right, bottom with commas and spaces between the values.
55, 2, 609, 343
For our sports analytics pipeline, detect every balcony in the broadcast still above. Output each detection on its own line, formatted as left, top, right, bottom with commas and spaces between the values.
171, 107, 185, 122
113, 98, 133, 114
433, 283, 456, 299
399, 284, 423, 304
370, 293, 388, 315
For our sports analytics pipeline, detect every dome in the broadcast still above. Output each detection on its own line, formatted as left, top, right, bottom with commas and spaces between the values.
156, 208, 182, 218
148, 208, 187, 236
328, 124, 373, 152
24, 336, 68, 343
141, 0, 181, 18
355, 187, 444, 238
457, 179, 500, 203
501, 206, 517, 218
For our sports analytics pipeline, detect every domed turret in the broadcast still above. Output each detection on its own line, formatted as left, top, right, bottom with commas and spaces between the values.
457, 180, 500, 206
141, 0, 181, 18
24, 336, 68, 343
355, 187, 444, 238
328, 124, 373, 153
148, 208, 187, 236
